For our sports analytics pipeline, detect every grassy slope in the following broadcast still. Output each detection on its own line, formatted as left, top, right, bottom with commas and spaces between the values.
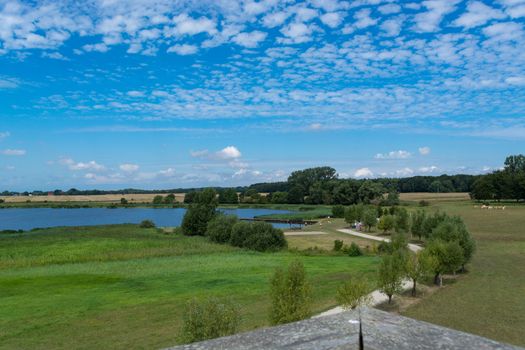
402, 201, 525, 347
0, 225, 378, 350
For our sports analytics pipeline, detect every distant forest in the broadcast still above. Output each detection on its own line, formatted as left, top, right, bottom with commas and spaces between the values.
2, 154, 523, 204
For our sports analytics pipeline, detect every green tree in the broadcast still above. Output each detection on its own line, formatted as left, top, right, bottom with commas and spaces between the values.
163, 193, 176, 204
271, 191, 288, 204
504, 154, 525, 173
181, 189, 218, 236
410, 210, 427, 240
378, 253, 404, 304
358, 181, 384, 204
378, 214, 395, 233
405, 251, 436, 296
431, 217, 476, 270
183, 191, 196, 204
394, 207, 410, 233
344, 204, 365, 224
218, 188, 239, 204
287, 186, 304, 204
269, 260, 311, 325
362, 208, 377, 232
180, 297, 240, 343
427, 240, 464, 286
336, 275, 371, 310
152, 195, 164, 205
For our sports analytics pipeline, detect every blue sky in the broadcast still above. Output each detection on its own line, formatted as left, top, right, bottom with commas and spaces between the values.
0, 0, 524, 191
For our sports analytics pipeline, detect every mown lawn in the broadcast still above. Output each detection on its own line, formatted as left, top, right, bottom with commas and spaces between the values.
0, 225, 378, 349
401, 201, 525, 347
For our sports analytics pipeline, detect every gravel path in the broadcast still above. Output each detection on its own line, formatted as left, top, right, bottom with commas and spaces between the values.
284, 231, 328, 236
337, 228, 423, 252
313, 279, 413, 318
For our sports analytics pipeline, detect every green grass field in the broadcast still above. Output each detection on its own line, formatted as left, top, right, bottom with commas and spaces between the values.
0, 225, 378, 349
401, 199, 525, 347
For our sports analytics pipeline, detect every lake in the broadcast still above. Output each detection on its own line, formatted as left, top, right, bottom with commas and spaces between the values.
0, 208, 297, 231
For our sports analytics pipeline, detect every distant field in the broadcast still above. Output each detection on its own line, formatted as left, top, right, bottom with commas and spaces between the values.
399, 192, 470, 202
0, 225, 378, 349
0, 193, 185, 203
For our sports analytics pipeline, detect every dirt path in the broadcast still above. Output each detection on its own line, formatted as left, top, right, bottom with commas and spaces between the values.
337, 228, 423, 253
313, 279, 413, 318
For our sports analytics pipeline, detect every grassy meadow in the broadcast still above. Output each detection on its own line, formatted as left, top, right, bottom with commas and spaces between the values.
399, 196, 525, 347
0, 225, 378, 349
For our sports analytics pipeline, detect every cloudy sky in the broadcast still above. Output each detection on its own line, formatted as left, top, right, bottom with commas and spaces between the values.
1, 0, 524, 190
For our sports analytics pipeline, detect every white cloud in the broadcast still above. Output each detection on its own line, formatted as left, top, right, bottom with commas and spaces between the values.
454, 1, 505, 28
167, 44, 198, 55
320, 12, 343, 28
127, 90, 145, 97
0, 78, 19, 89
505, 76, 525, 85
82, 43, 109, 52
59, 158, 105, 171
1, 149, 26, 156
233, 31, 267, 48
169, 14, 217, 37
354, 167, 373, 178
354, 8, 377, 29
215, 146, 241, 160
262, 12, 290, 28
279, 22, 313, 43
395, 167, 414, 176
414, 0, 461, 32
419, 165, 439, 173
419, 146, 431, 155
381, 18, 403, 36
378, 4, 402, 15
0, 131, 10, 139
483, 21, 523, 40
375, 150, 412, 159
41, 51, 68, 60
119, 163, 139, 172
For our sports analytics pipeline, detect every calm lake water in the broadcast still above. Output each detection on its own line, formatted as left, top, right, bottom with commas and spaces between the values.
0, 208, 296, 231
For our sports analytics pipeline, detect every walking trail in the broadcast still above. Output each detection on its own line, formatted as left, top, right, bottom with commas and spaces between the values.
313, 228, 422, 318
337, 228, 423, 252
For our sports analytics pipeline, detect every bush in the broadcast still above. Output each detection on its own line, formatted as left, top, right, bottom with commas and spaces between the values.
269, 260, 311, 325
419, 200, 430, 207
120, 198, 128, 205
333, 239, 344, 251
230, 221, 287, 252
180, 297, 240, 343
207, 214, 238, 244
139, 219, 156, 228
152, 195, 164, 205
331, 205, 345, 218
336, 275, 371, 310
346, 242, 362, 257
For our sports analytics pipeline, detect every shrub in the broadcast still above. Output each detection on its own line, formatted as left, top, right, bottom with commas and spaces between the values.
139, 220, 156, 228
333, 239, 344, 251
336, 275, 371, 310
378, 253, 405, 304
419, 200, 430, 207
120, 198, 128, 205
331, 205, 345, 218
230, 221, 286, 252
377, 214, 395, 233
180, 297, 240, 343
346, 242, 362, 257
206, 214, 238, 244
269, 260, 311, 325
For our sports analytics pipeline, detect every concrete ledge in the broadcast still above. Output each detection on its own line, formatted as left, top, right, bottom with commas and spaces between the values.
167, 308, 523, 350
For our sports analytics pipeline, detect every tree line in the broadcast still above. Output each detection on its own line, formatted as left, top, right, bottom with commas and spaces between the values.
470, 154, 525, 202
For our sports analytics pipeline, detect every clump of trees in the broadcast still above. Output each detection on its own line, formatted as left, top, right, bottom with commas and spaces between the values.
269, 260, 311, 325
471, 154, 525, 202
181, 189, 218, 236
180, 297, 240, 343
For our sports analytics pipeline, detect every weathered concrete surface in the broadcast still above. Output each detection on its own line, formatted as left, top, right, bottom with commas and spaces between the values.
166, 307, 523, 350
